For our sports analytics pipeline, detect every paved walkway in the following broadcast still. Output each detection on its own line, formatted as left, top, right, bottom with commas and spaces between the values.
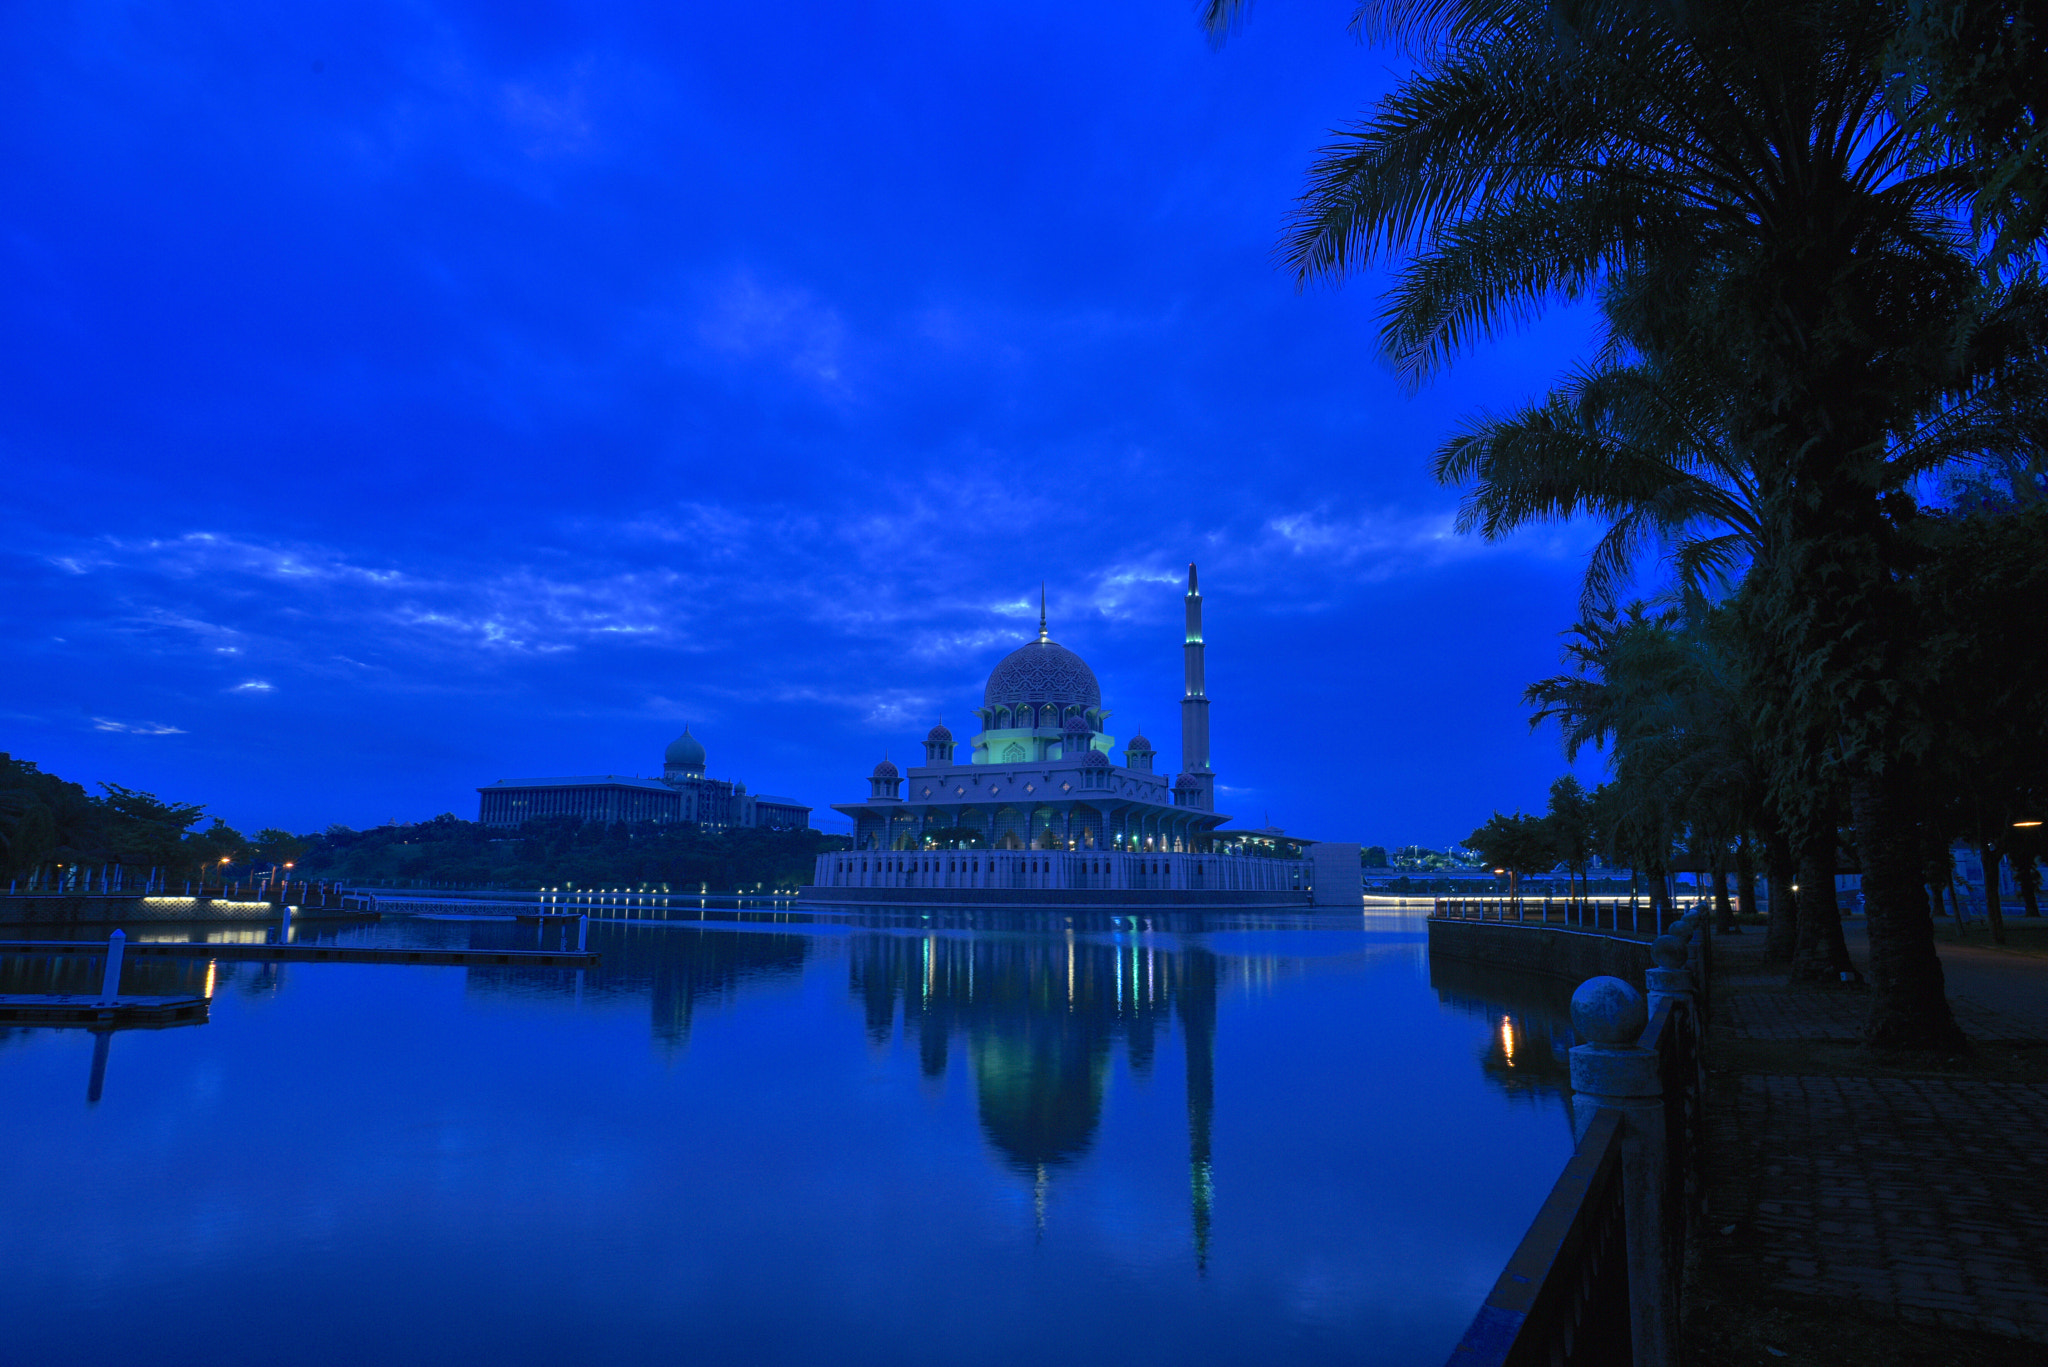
1719, 921, 2048, 1042
1702, 920, 2048, 1347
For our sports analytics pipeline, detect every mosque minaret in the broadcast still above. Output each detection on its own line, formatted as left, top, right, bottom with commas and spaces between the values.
1176, 562, 1213, 814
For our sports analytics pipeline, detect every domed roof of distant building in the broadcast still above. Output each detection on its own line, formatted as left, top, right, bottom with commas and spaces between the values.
872, 757, 900, 779
1174, 772, 1198, 788
1062, 714, 1090, 733
927, 722, 953, 742
1127, 731, 1152, 751
984, 639, 1101, 712
665, 727, 707, 768
1081, 749, 1110, 768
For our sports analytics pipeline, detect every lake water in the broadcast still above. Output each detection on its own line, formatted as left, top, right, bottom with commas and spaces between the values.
0, 906, 1578, 1367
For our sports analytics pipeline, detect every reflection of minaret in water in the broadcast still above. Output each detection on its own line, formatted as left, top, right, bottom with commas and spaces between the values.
1179, 946, 1217, 1272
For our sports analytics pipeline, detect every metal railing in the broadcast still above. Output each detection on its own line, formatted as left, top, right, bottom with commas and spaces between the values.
1446, 913, 1708, 1366
4, 871, 367, 912
1431, 896, 1685, 939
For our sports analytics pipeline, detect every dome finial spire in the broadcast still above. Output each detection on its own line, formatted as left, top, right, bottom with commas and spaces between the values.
1038, 582, 1048, 642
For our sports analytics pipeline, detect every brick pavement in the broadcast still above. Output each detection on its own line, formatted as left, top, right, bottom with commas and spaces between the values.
1705, 919, 2048, 1344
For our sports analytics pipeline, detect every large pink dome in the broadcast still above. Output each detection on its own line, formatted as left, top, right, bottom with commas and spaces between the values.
982, 639, 1101, 712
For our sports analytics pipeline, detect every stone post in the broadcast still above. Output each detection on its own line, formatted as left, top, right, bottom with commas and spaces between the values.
1569, 976, 1674, 1367
1646, 935, 1694, 1018
98, 928, 126, 1005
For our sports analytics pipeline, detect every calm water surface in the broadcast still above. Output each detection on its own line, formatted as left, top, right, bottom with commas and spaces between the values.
0, 907, 1578, 1367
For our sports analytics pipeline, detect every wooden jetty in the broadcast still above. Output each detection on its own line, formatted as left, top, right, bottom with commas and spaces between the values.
0, 993, 210, 1026
0, 940, 599, 968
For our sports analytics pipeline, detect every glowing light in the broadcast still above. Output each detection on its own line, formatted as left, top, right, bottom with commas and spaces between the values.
1499, 1016, 1515, 1064
2016, 820, 2044, 828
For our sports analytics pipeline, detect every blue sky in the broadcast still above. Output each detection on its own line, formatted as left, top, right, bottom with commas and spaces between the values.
3, 0, 1610, 844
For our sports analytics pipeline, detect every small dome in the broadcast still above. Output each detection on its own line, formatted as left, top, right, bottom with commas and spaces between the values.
665, 727, 707, 769
872, 757, 900, 779
1062, 714, 1090, 733
927, 723, 953, 742
1080, 749, 1110, 768
1127, 732, 1153, 751
1174, 772, 1198, 788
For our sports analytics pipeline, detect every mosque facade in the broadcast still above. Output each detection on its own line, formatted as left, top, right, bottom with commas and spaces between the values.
805, 566, 1361, 907
476, 728, 811, 831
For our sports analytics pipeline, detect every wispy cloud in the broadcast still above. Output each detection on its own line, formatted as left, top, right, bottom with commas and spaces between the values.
92, 717, 185, 735
1253, 506, 1603, 587
693, 270, 853, 393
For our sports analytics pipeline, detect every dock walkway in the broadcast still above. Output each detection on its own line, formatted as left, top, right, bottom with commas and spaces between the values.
0, 993, 209, 1025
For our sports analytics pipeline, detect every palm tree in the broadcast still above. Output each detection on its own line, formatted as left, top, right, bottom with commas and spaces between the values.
1434, 356, 1765, 610
1522, 596, 1838, 960
1200, 0, 2048, 1047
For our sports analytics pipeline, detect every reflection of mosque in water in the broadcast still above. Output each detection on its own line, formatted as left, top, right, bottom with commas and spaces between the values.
462, 922, 1225, 1262
850, 930, 1218, 1262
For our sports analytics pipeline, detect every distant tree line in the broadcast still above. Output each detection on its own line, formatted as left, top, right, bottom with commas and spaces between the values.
295, 815, 849, 893
0, 752, 305, 883
1, 753, 844, 894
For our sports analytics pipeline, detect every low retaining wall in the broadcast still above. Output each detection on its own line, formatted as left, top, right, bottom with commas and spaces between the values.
1426, 917, 1654, 989
799, 885, 1309, 910
0, 895, 373, 926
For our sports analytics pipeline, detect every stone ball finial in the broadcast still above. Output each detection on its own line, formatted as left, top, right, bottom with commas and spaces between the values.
1651, 934, 1688, 970
1571, 976, 1647, 1046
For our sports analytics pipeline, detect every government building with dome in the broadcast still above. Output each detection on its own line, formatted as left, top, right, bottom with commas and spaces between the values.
475, 728, 811, 831
805, 566, 1360, 907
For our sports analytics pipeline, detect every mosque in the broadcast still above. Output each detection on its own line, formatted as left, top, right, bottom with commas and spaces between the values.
804, 565, 1361, 907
